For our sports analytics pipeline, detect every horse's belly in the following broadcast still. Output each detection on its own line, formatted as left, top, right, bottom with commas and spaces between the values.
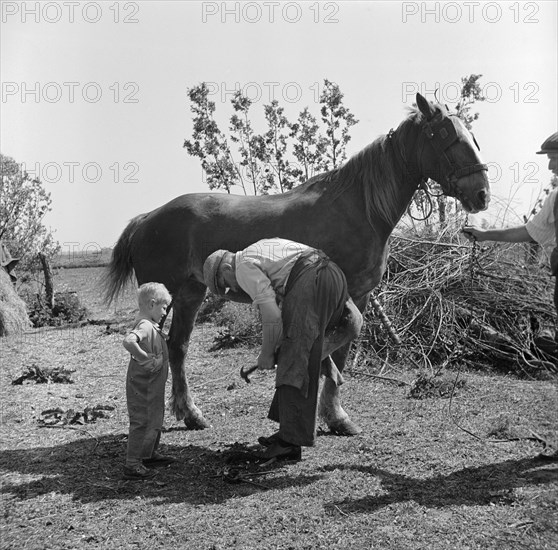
346, 252, 387, 299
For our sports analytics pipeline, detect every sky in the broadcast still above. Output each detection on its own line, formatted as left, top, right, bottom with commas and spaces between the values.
1, 0, 557, 254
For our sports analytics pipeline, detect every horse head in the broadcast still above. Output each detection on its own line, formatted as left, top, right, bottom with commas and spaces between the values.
414, 93, 490, 214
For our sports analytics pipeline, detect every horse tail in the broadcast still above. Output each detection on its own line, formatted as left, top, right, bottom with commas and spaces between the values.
102, 213, 147, 305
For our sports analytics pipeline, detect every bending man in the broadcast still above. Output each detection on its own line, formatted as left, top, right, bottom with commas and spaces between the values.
203, 238, 362, 461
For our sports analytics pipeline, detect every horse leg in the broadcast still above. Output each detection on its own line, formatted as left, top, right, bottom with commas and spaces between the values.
167, 279, 211, 430
319, 293, 369, 436
322, 298, 363, 359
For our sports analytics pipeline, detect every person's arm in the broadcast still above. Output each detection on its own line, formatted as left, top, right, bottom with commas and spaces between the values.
256, 301, 283, 370
123, 333, 151, 361
235, 259, 283, 369
462, 225, 533, 243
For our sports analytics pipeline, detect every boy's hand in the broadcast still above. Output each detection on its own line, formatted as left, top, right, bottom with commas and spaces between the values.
133, 352, 151, 364
152, 353, 164, 369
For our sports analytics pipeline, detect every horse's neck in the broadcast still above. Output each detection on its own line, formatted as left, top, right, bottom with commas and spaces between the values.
317, 130, 423, 297
386, 174, 423, 231
380, 125, 425, 234
334, 136, 422, 239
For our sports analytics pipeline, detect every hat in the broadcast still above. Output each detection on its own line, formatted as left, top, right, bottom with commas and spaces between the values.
203, 250, 228, 295
536, 131, 558, 154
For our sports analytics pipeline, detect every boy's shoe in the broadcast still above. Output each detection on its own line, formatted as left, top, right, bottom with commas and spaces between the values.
143, 453, 176, 468
123, 464, 158, 480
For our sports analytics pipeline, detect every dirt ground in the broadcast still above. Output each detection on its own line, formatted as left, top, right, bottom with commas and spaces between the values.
1, 267, 557, 549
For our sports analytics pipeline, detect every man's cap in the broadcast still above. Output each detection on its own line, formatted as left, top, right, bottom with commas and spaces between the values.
536, 132, 558, 154
203, 250, 228, 295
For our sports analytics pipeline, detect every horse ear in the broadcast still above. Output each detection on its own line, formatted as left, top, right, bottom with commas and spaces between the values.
416, 93, 437, 120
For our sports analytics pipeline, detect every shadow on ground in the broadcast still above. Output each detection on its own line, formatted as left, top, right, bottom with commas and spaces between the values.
0, 434, 320, 505
2, 433, 556, 510
321, 459, 558, 514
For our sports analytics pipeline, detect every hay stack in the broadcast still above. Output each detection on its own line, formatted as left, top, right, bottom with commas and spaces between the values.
0, 268, 30, 336
357, 229, 557, 376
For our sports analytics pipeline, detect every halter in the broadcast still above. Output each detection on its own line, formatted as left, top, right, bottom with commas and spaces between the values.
388, 112, 488, 198
418, 113, 488, 196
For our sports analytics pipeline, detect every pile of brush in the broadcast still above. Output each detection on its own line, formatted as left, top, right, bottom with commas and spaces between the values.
355, 228, 557, 377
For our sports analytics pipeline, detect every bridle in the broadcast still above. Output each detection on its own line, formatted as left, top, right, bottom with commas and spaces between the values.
420, 113, 488, 196
388, 112, 488, 198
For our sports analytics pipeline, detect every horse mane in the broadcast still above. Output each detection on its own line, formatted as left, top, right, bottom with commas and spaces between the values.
318, 107, 427, 228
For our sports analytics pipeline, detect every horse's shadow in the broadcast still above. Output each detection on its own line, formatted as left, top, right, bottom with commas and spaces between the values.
0, 433, 320, 505
321, 458, 558, 514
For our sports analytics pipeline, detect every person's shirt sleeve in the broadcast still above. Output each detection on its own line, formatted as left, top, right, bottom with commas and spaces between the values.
130, 320, 152, 348
525, 191, 556, 245
235, 259, 277, 305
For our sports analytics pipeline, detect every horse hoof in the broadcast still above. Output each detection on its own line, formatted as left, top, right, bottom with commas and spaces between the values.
328, 419, 362, 436
183, 415, 211, 430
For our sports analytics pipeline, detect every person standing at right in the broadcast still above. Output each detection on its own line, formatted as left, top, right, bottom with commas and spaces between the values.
463, 131, 558, 355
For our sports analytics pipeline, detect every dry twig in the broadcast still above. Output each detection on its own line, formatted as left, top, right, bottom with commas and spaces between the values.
354, 225, 556, 378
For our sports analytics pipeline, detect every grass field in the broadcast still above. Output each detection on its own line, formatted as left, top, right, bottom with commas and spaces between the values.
52, 248, 114, 270
1, 266, 557, 549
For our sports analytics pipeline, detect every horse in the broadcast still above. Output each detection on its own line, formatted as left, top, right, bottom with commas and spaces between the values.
103, 93, 490, 436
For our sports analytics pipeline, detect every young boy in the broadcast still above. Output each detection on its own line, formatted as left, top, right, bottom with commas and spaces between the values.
122, 282, 174, 480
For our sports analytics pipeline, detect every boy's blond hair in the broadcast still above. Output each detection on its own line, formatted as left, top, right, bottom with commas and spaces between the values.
137, 282, 172, 308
